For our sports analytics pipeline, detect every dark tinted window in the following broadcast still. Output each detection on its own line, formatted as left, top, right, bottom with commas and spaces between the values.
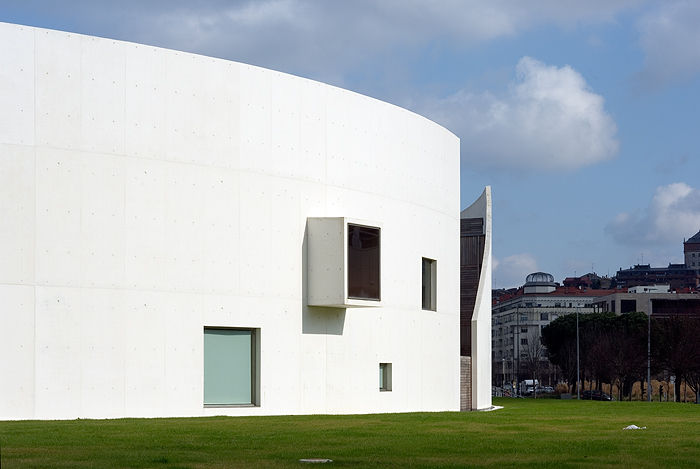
348, 224, 380, 300
621, 299, 637, 313
422, 257, 436, 310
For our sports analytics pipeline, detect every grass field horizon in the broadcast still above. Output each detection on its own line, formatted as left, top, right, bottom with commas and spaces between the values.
1, 398, 699, 468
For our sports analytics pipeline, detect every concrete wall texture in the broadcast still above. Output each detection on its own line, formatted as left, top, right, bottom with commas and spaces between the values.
0, 22, 484, 419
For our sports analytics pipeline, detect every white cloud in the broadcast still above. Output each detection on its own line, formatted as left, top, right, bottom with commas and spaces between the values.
606, 182, 700, 245
638, 1, 700, 87
421, 57, 618, 171
493, 253, 538, 288
11, 1, 639, 84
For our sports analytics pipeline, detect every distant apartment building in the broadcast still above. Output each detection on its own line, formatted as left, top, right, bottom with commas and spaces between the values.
491, 272, 617, 388
684, 230, 700, 270
614, 229, 700, 290
614, 263, 699, 290
563, 272, 613, 289
592, 286, 700, 318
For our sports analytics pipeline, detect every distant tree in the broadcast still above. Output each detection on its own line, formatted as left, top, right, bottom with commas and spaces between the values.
579, 313, 617, 392
653, 315, 700, 402
521, 334, 546, 397
542, 311, 647, 399
611, 312, 647, 400
585, 327, 615, 392
541, 314, 578, 391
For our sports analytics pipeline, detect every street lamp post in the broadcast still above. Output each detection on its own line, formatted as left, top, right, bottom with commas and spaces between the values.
502, 358, 506, 390
516, 305, 520, 397
647, 298, 652, 402
576, 305, 580, 400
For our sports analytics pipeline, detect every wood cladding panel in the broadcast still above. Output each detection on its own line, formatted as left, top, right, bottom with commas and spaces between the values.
460, 218, 485, 357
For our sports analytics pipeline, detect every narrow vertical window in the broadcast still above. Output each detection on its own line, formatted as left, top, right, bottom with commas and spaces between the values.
379, 363, 392, 391
422, 257, 436, 311
204, 328, 257, 406
347, 224, 380, 300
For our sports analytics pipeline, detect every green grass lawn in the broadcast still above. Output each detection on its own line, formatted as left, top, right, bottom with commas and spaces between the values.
1, 398, 699, 468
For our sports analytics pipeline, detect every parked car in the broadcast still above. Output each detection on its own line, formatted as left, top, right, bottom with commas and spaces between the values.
519, 379, 539, 395
581, 390, 613, 401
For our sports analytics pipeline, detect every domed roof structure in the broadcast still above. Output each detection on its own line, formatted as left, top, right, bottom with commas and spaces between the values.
525, 272, 555, 284
523, 272, 557, 294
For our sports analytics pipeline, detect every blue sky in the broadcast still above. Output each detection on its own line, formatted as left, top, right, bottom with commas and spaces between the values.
3, 0, 700, 288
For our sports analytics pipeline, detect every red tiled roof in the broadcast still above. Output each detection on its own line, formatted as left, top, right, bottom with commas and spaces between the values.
493, 286, 627, 305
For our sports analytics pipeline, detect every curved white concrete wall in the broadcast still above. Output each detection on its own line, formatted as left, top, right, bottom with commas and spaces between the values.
0, 22, 461, 419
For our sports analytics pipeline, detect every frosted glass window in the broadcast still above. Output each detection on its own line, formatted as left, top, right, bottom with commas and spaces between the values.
204, 329, 254, 405
379, 363, 392, 391
348, 224, 380, 300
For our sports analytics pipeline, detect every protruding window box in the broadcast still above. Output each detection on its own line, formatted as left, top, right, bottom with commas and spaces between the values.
307, 217, 381, 307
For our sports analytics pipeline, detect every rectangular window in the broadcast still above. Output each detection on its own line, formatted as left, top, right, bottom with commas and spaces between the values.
540, 313, 548, 321
379, 363, 392, 391
520, 314, 527, 322
348, 224, 380, 300
204, 328, 257, 406
621, 299, 637, 314
521, 338, 528, 345
521, 327, 527, 333
421, 257, 437, 311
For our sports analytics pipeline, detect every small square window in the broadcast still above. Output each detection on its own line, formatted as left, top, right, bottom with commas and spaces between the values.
421, 257, 437, 311
521, 327, 527, 333
379, 363, 392, 391
540, 313, 548, 321
521, 338, 528, 345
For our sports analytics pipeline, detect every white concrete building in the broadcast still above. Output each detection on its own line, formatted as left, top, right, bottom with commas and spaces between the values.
0, 23, 490, 420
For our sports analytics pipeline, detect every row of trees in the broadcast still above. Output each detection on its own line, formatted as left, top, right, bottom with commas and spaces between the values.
540, 312, 700, 401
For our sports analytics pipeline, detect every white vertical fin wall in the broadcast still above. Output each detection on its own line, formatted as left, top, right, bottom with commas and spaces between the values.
0, 22, 461, 419
461, 187, 493, 410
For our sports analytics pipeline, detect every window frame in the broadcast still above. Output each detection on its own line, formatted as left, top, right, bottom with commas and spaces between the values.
379, 363, 392, 392
421, 257, 437, 311
203, 327, 260, 408
347, 223, 381, 301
